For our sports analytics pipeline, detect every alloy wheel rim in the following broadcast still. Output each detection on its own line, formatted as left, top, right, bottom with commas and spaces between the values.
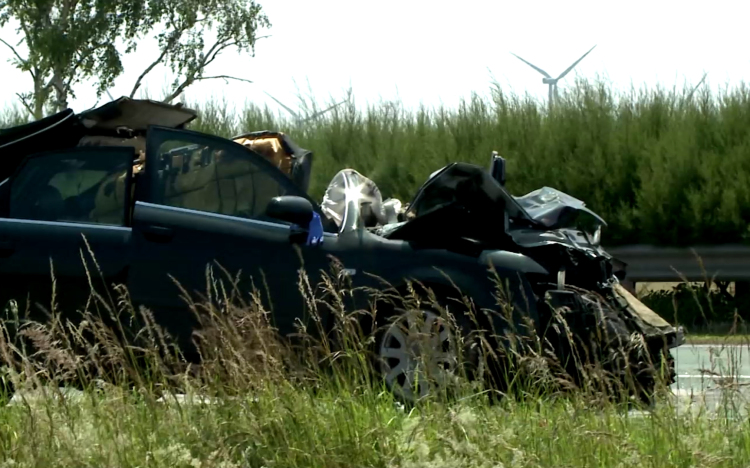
378, 309, 458, 402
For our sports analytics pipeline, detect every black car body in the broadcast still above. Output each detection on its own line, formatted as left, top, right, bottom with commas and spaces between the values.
370, 158, 684, 395
0, 98, 682, 402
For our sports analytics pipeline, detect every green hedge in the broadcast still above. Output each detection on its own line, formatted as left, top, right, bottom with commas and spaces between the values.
640, 283, 739, 328
4, 78, 750, 246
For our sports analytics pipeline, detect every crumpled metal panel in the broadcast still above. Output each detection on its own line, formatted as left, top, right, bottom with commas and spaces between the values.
513, 186, 606, 229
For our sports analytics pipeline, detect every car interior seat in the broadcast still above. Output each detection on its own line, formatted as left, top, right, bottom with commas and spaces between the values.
14, 185, 65, 222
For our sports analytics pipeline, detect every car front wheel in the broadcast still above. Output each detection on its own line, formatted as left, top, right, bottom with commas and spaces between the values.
377, 305, 471, 403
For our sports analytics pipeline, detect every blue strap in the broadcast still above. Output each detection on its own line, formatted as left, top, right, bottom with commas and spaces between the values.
306, 211, 324, 246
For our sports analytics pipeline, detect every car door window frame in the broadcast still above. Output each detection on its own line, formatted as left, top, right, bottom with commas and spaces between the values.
5, 146, 136, 227
140, 125, 335, 232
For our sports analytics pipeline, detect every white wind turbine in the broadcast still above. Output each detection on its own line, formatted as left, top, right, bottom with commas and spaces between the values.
264, 89, 350, 128
511, 45, 597, 110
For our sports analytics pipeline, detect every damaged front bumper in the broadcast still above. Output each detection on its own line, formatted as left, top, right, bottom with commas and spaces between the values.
613, 283, 685, 349
672, 325, 686, 348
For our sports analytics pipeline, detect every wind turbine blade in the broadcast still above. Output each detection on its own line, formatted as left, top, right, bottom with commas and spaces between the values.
263, 91, 300, 120
316, 100, 346, 117
510, 53, 552, 78
555, 45, 597, 81
299, 100, 347, 123
105, 89, 115, 101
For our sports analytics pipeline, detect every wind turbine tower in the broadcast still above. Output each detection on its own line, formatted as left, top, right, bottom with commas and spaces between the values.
510, 45, 597, 111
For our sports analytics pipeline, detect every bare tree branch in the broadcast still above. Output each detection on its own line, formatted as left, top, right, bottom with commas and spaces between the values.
202, 36, 226, 62
200, 34, 270, 70
162, 74, 253, 104
162, 81, 191, 104
64, 47, 98, 90
59, 0, 76, 28
198, 75, 253, 84
15, 93, 34, 117
47, 73, 68, 110
18, 22, 33, 44
129, 32, 184, 98
0, 37, 34, 80
128, 20, 189, 99
46, 75, 65, 94
203, 41, 237, 69
160, 33, 236, 104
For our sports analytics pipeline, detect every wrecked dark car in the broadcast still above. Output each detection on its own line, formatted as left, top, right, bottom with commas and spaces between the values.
322, 156, 684, 401
0, 97, 682, 404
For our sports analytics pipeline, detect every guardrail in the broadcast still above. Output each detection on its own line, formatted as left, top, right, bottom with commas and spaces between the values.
605, 244, 750, 283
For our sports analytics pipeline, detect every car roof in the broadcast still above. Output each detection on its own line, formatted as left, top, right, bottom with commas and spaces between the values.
0, 97, 198, 181
78, 97, 197, 133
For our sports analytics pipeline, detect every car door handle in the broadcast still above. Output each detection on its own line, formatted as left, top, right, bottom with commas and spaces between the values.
141, 225, 175, 242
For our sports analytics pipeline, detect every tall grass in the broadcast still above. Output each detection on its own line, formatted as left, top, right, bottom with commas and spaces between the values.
3, 78, 750, 246
0, 248, 749, 467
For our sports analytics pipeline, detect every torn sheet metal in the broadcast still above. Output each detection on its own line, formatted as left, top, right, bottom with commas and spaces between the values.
513, 186, 606, 229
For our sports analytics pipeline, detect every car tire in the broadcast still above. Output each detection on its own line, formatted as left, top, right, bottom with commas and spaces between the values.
372, 285, 484, 404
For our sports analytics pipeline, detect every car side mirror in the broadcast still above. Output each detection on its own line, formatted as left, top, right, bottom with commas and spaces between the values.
266, 195, 314, 227
489, 151, 506, 186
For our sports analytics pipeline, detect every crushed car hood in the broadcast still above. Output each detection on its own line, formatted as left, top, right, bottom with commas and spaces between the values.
403, 162, 535, 224
379, 162, 536, 247
375, 163, 616, 259
381, 163, 606, 249
508, 228, 610, 258
513, 186, 606, 230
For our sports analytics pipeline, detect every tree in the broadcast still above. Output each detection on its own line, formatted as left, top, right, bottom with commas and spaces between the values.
0, 0, 269, 119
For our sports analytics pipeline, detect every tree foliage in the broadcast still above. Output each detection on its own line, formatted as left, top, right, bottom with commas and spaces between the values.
129, 0, 268, 104
0, 0, 269, 118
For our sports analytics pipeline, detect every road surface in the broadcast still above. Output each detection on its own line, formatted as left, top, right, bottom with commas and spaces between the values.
673, 343, 750, 391
668, 343, 750, 416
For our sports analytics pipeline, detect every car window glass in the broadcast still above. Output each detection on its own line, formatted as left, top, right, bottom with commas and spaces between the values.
49, 170, 110, 199
150, 138, 294, 222
9, 148, 134, 226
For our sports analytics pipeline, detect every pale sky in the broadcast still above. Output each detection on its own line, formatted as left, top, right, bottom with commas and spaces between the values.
0, 0, 747, 117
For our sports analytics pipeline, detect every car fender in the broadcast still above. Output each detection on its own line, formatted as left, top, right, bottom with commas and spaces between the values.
478, 250, 549, 276
364, 258, 541, 343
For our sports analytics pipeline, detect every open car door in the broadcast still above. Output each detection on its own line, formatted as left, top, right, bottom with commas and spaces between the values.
0, 146, 135, 341
126, 126, 334, 359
